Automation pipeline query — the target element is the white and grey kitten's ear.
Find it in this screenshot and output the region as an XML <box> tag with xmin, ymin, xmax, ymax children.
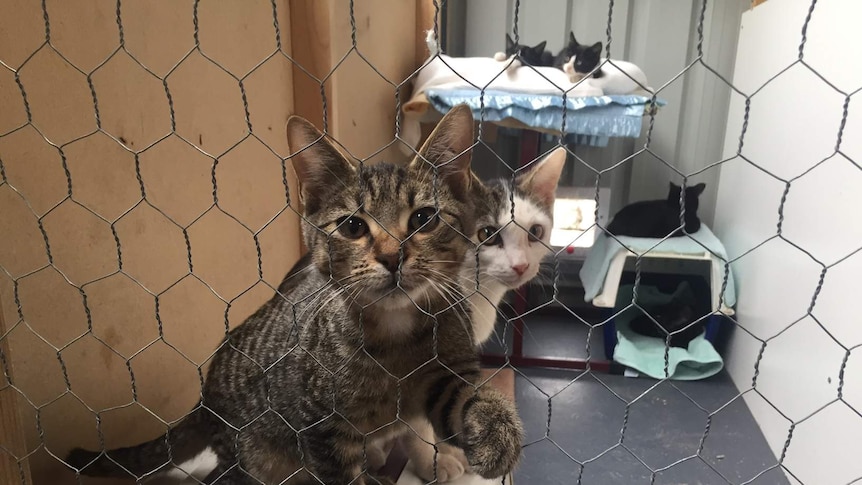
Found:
<box><xmin>516</xmin><ymin>147</ymin><xmax>566</xmax><ymax>209</ymax></box>
<box><xmin>411</xmin><ymin>104</ymin><xmax>475</xmax><ymax>199</ymax></box>
<box><xmin>286</xmin><ymin>116</ymin><xmax>357</xmax><ymax>202</ymax></box>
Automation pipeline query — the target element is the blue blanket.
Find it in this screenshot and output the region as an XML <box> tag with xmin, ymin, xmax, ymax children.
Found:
<box><xmin>425</xmin><ymin>88</ymin><xmax>665</xmax><ymax>143</ymax></box>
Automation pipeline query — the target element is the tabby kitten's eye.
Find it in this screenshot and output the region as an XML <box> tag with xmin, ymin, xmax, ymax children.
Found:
<box><xmin>528</xmin><ymin>224</ymin><xmax>544</xmax><ymax>242</ymax></box>
<box><xmin>336</xmin><ymin>216</ymin><xmax>368</xmax><ymax>239</ymax></box>
<box><xmin>478</xmin><ymin>226</ymin><xmax>502</xmax><ymax>246</ymax></box>
<box><xmin>409</xmin><ymin>207</ymin><xmax>439</xmax><ymax>233</ymax></box>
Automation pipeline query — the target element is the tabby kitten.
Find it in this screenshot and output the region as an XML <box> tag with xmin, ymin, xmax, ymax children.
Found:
<box><xmin>65</xmin><ymin>105</ymin><xmax>523</xmax><ymax>485</ymax></box>
<box><xmin>401</xmin><ymin>147</ymin><xmax>567</xmax><ymax>482</ymax></box>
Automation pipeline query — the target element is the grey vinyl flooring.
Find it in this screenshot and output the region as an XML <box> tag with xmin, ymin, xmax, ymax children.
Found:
<box><xmin>481</xmin><ymin>309</ymin><xmax>788</xmax><ymax>485</ymax></box>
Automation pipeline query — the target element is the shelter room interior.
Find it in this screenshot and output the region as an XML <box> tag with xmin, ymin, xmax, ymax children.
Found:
<box><xmin>1</xmin><ymin>0</ymin><xmax>861</xmax><ymax>484</ymax></box>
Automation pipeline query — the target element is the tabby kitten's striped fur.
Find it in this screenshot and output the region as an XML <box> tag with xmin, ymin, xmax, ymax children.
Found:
<box><xmin>65</xmin><ymin>105</ymin><xmax>523</xmax><ymax>485</ymax></box>
<box><xmin>401</xmin><ymin>147</ymin><xmax>567</xmax><ymax>482</ymax></box>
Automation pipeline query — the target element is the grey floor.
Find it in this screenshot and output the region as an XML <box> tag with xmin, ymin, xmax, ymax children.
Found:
<box><xmin>481</xmin><ymin>307</ymin><xmax>789</xmax><ymax>485</ymax></box>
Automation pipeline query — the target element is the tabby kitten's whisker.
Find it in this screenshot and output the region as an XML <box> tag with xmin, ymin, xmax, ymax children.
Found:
<box><xmin>297</xmin><ymin>279</ymin><xmax>362</xmax><ymax>322</ymax></box>
<box><xmin>425</xmin><ymin>269</ymin><xmax>488</xmax><ymax>304</ymax></box>
<box><xmin>427</xmin><ymin>280</ymin><xmax>473</xmax><ymax>339</ymax></box>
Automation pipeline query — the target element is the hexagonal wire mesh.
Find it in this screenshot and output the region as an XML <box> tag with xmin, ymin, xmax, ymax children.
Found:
<box><xmin>0</xmin><ymin>0</ymin><xmax>859</xmax><ymax>483</ymax></box>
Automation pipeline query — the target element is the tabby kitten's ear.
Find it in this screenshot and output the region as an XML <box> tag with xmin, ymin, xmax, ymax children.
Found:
<box><xmin>411</xmin><ymin>104</ymin><xmax>475</xmax><ymax>199</ymax></box>
<box><xmin>516</xmin><ymin>147</ymin><xmax>566</xmax><ymax>209</ymax></box>
<box><xmin>287</xmin><ymin>116</ymin><xmax>357</xmax><ymax>211</ymax></box>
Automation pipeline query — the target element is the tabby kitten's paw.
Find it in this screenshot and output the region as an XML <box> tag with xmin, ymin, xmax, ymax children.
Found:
<box><xmin>461</xmin><ymin>390</ymin><xmax>523</xmax><ymax>478</ymax></box>
<box><xmin>415</xmin><ymin>452</ymin><xmax>466</xmax><ymax>483</ymax></box>
<box><xmin>366</xmin><ymin>439</ymin><xmax>392</xmax><ymax>471</ymax></box>
<box><xmin>445</xmin><ymin>444</ymin><xmax>471</xmax><ymax>475</ymax></box>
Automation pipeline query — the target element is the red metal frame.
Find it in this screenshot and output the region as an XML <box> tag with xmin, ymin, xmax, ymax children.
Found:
<box><xmin>479</xmin><ymin>129</ymin><xmax>612</xmax><ymax>373</ymax></box>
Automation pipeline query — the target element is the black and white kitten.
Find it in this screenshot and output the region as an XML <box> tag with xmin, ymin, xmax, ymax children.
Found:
<box><xmin>553</xmin><ymin>32</ymin><xmax>601</xmax><ymax>73</ymax></box>
<box><xmin>555</xmin><ymin>31</ymin><xmax>650</xmax><ymax>95</ymax></box>
<box><xmin>606</xmin><ymin>182</ymin><xmax>706</xmax><ymax>238</ymax></box>
<box><xmin>494</xmin><ymin>33</ymin><xmax>554</xmax><ymax>67</ymax></box>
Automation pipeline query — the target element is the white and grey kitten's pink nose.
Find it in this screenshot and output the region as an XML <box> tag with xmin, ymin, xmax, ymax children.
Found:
<box><xmin>512</xmin><ymin>263</ymin><xmax>530</xmax><ymax>276</ymax></box>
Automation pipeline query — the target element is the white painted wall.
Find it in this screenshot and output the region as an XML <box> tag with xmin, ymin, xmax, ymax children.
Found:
<box><xmin>714</xmin><ymin>1</ymin><xmax>862</xmax><ymax>483</ymax></box>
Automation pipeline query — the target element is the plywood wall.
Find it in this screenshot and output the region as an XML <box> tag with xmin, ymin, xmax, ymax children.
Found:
<box><xmin>0</xmin><ymin>1</ymin><xmax>424</xmax><ymax>483</ymax></box>
<box><xmin>0</xmin><ymin>1</ymin><xmax>302</xmax><ymax>483</ymax></box>
<box><xmin>290</xmin><ymin>0</ymin><xmax>419</xmax><ymax>164</ymax></box>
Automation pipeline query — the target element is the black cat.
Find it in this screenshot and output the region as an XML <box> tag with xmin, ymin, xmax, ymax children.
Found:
<box><xmin>628</xmin><ymin>281</ymin><xmax>704</xmax><ymax>348</ymax></box>
<box><xmin>607</xmin><ymin>182</ymin><xmax>706</xmax><ymax>238</ymax></box>
<box><xmin>505</xmin><ymin>33</ymin><xmax>554</xmax><ymax>67</ymax></box>
<box><xmin>554</xmin><ymin>31</ymin><xmax>603</xmax><ymax>75</ymax></box>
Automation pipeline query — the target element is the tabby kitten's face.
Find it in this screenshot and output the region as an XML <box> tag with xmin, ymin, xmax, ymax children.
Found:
<box><xmin>471</xmin><ymin>149</ymin><xmax>566</xmax><ymax>289</ymax></box>
<box><xmin>287</xmin><ymin>106</ymin><xmax>477</xmax><ymax>309</ymax></box>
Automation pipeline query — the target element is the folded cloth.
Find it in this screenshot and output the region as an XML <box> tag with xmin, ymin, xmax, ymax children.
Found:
<box><xmin>612</xmin><ymin>284</ymin><xmax>724</xmax><ymax>381</ymax></box>
<box><xmin>580</xmin><ymin>225</ymin><xmax>736</xmax><ymax>308</ymax></box>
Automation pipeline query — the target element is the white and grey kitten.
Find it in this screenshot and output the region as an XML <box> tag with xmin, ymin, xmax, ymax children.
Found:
<box><xmin>465</xmin><ymin>147</ymin><xmax>567</xmax><ymax>344</ymax></box>
<box><xmin>402</xmin><ymin>147</ymin><xmax>567</xmax><ymax>482</ymax></box>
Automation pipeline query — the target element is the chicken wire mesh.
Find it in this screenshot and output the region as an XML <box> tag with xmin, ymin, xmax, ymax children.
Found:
<box><xmin>0</xmin><ymin>0</ymin><xmax>860</xmax><ymax>484</ymax></box>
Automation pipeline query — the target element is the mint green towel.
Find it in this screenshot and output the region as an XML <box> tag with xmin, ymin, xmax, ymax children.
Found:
<box><xmin>612</xmin><ymin>285</ymin><xmax>723</xmax><ymax>380</ymax></box>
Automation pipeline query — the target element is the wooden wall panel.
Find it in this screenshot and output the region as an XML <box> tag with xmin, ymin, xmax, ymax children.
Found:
<box><xmin>0</xmin><ymin>298</ymin><xmax>32</xmax><ymax>485</ymax></box>
<box><xmin>0</xmin><ymin>1</ymin><xmax>301</xmax><ymax>483</ymax></box>
<box><xmin>289</xmin><ymin>0</ymin><xmax>332</xmax><ymax>132</ymax></box>
<box><xmin>1</xmin><ymin>0</ymin><xmax>421</xmax><ymax>482</ymax></box>
<box><xmin>291</xmin><ymin>0</ymin><xmax>416</xmax><ymax>163</ymax></box>
<box><xmin>329</xmin><ymin>0</ymin><xmax>416</xmax><ymax>163</ymax></box>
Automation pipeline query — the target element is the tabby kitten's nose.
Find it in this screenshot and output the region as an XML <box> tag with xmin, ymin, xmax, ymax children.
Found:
<box><xmin>512</xmin><ymin>263</ymin><xmax>529</xmax><ymax>276</ymax></box>
<box><xmin>376</xmin><ymin>253</ymin><xmax>401</xmax><ymax>273</ymax></box>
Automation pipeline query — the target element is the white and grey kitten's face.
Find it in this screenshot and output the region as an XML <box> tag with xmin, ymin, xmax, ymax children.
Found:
<box><xmin>475</xmin><ymin>192</ymin><xmax>552</xmax><ymax>288</ymax></box>
<box><xmin>470</xmin><ymin>148</ymin><xmax>567</xmax><ymax>289</ymax></box>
